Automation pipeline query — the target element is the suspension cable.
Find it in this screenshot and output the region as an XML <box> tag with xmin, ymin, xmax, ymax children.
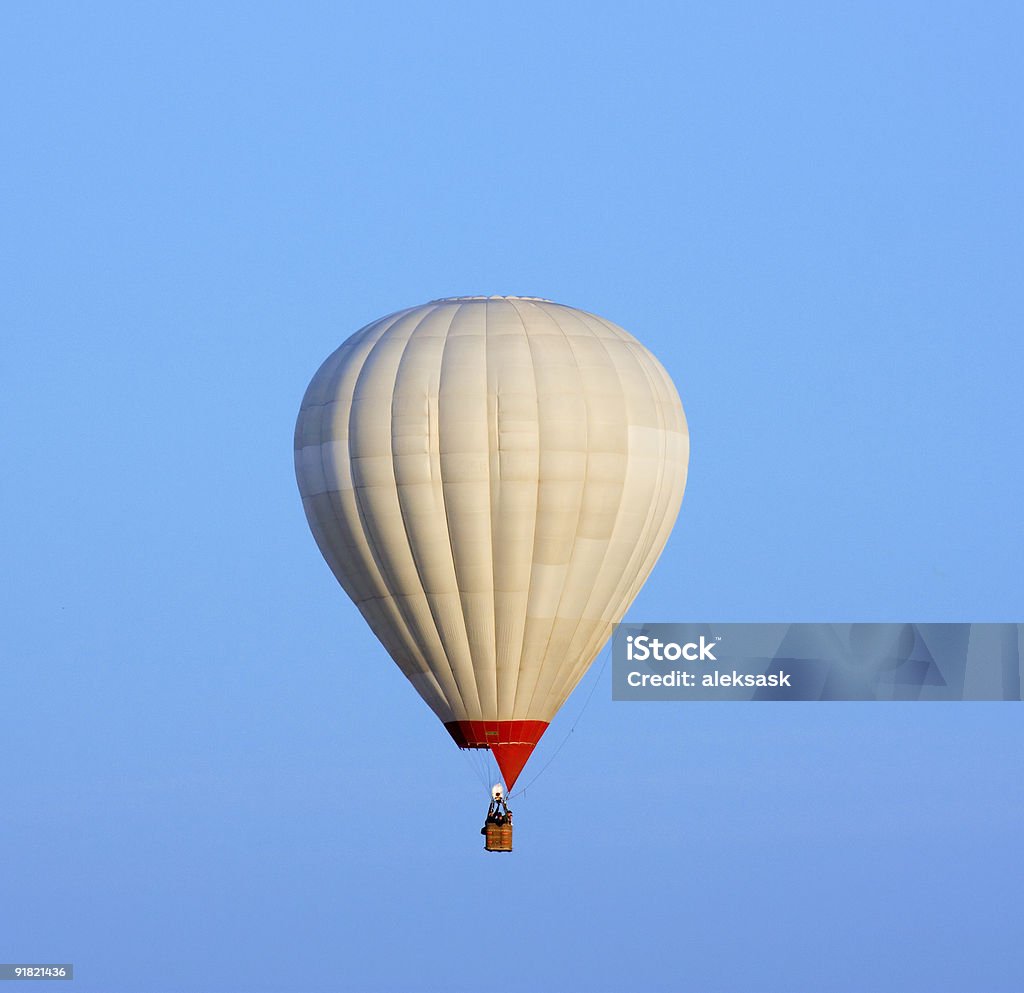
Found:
<box><xmin>508</xmin><ymin>643</ymin><xmax>611</xmax><ymax>799</ymax></box>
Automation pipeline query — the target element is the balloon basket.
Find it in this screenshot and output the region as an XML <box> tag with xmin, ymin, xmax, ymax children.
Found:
<box><xmin>484</xmin><ymin>823</ymin><xmax>513</xmax><ymax>853</ymax></box>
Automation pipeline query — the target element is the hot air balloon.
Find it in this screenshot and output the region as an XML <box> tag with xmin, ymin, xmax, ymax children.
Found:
<box><xmin>294</xmin><ymin>296</ymin><xmax>688</xmax><ymax>808</ymax></box>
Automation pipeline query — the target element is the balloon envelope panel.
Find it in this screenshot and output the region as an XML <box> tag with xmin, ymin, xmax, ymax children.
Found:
<box><xmin>295</xmin><ymin>296</ymin><xmax>688</xmax><ymax>785</ymax></box>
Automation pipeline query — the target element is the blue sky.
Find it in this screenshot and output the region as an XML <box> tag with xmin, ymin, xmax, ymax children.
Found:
<box><xmin>2</xmin><ymin>3</ymin><xmax>1021</xmax><ymax>992</ymax></box>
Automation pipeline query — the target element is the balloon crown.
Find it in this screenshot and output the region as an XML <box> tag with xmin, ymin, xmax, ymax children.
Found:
<box><xmin>428</xmin><ymin>295</ymin><xmax>555</xmax><ymax>303</ymax></box>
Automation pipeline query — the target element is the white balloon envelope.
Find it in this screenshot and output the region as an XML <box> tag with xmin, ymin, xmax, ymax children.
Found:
<box><xmin>294</xmin><ymin>296</ymin><xmax>688</xmax><ymax>787</ymax></box>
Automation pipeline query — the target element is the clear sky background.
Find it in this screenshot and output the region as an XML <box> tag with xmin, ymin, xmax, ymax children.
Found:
<box><xmin>2</xmin><ymin>3</ymin><xmax>1021</xmax><ymax>992</ymax></box>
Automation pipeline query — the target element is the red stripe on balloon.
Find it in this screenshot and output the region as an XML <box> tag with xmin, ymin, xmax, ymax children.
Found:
<box><xmin>444</xmin><ymin>720</ymin><xmax>549</xmax><ymax>790</ymax></box>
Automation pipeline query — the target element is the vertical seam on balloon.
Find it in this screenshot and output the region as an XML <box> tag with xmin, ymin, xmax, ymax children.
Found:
<box><xmin>498</xmin><ymin>298</ymin><xmax>541</xmax><ymax>723</ymax></box>
<box><xmin>593</xmin><ymin>316</ymin><xmax>683</xmax><ymax>591</ymax></box>
<box><xmin>557</xmin><ymin>321</ymin><xmax>684</xmax><ymax>700</ymax></box>
<box><xmin>481</xmin><ymin>299</ymin><xmax>499</xmax><ymax>720</ymax></box>
<box><xmin>516</xmin><ymin>300</ymin><xmax>595</xmax><ymax>724</ymax></box>
<box><xmin>317</xmin><ymin>311</ymin><xmax>411</xmax><ymax>609</ymax></box>
<box><xmin>551</xmin><ymin>321</ymin><xmax>672</xmax><ymax>702</ymax></box>
<box><xmin>531</xmin><ymin>304</ymin><xmax>635</xmax><ymax>717</ymax></box>
<box><xmin>435</xmin><ymin>302</ymin><xmax>486</xmax><ymax>720</ymax></box>
<box><xmin>549</xmin><ymin>314</ymin><xmax>682</xmax><ymax>704</ymax></box>
<box><xmin>333</xmin><ymin>315</ymin><xmax>424</xmax><ymax>615</ymax></box>
<box><xmin>389</xmin><ymin>302</ymin><xmax>474</xmax><ymax>721</ymax></box>
<box><xmin>304</xmin><ymin>310</ymin><xmax>453</xmax><ymax>717</ymax></box>
<box><xmin>345</xmin><ymin>306</ymin><xmax>467</xmax><ymax>717</ymax></box>
<box><xmin>542</xmin><ymin>313</ymin><xmax>642</xmax><ymax>706</ymax></box>
<box><xmin>308</xmin><ymin>310</ymin><xmax>407</xmax><ymax>604</ymax></box>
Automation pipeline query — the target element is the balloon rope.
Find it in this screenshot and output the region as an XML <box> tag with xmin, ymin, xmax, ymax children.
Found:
<box><xmin>461</xmin><ymin>746</ymin><xmax>490</xmax><ymax>792</ymax></box>
<box><xmin>465</xmin><ymin>746</ymin><xmax>502</xmax><ymax>796</ymax></box>
<box><xmin>507</xmin><ymin>643</ymin><xmax>611</xmax><ymax>800</ymax></box>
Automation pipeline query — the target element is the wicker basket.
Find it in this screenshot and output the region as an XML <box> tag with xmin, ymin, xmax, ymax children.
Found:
<box><xmin>484</xmin><ymin>822</ymin><xmax>513</xmax><ymax>852</ymax></box>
